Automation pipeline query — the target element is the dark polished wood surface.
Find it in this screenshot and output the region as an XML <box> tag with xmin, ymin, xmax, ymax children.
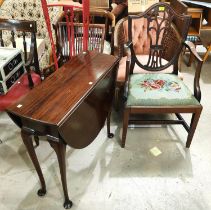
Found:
<box><xmin>8</xmin><ymin>51</ymin><xmax>118</xmax><ymax>148</ymax></box>
<box><xmin>6</xmin><ymin>51</ymin><xmax>119</xmax><ymax>208</ymax></box>
<box><xmin>8</xmin><ymin>51</ymin><xmax>117</xmax><ymax>125</ymax></box>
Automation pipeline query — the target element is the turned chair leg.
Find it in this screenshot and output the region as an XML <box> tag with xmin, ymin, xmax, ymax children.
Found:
<box><xmin>121</xmin><ymin>109</ymin><xmax>129</xmax><ymax>148</ymax></box>
<box><xmin>186</xmin><ymin>110</ymin><xmax>202</xmax><ymax>148</ymax></box>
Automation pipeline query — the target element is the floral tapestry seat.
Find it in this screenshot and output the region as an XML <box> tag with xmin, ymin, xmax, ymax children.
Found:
<box><xmin>127</xmin><ymin>74</ymin><xmax>199</xmax><ymax>107</ymax></box>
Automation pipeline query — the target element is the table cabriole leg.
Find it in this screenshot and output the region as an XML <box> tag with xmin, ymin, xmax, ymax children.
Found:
<box><xmin>47</xmin><ymin>139</ymin><xmax>72</xmax><ymax>209</ymax></box>
<box><xmin>21</xmin><ymin>129</ymin><xmax>46</xmax><ymax>196</ymax></box>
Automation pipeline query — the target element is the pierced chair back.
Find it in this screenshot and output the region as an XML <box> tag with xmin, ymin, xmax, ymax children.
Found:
<box><xmin>121</xmin><ymin>3</ymin><xmax>203</xmax><ymax>149</ymax></box>
<box><xmin>126</xmin><ymin>3</ymin><xmax>190</xmax><ymax>76</ymax></box>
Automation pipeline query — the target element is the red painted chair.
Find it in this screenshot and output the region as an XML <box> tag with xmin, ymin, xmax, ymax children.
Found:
<box><xmin>41</xmin><ymin>0</ymin><xmax>90</xmax><ymax>70</ymax></box>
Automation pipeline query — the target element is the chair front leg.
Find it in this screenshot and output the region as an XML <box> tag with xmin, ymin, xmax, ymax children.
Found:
<box><xmin>121</xmin><ymin>108</ymin><xmax>130</xmax><ymax>148</ymax></box>
<box><xmin>186</xmin><ymin>109</ymin><xmax>202</xmax><ymax>148</ymax></box>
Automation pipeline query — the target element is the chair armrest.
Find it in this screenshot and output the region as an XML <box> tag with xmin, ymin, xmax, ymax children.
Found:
<box><xmin>120</xmin><ymin>41</ymin><xmax>132</xmax><ymax>59</ymax></box>
<box><xmin>184</xmin><ymin>40</ymin><xmax>203</xmax><ymax>102</ymax></box>
<box><xmin>184</xmin><ymin>41</ymin><xmax>203</xmax><ymax>63</ymax></box>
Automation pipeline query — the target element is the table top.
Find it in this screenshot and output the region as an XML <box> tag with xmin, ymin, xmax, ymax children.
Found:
<box><xmin>7</xmin><ymin>51</ymin><xmax>118</xmax><ymax>126</ymax></box>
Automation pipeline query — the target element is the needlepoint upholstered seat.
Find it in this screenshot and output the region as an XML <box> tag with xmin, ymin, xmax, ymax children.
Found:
<box><xmin>127</xmin><ymin>74</ymin><xmax>199</xmax><ymax>106</ymax></box>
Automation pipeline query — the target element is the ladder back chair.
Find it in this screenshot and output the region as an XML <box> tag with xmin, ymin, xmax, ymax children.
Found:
<box><xmin>121</xmin><ymin>2</ymin><xmax>203</xmax><ymax>148</ymax></box>
<box><xmin>0</xmin><ymin>19</ymin><xmax>41</xmax><ymax>88</ymax></box>
<box><xmin>0</xmin><ymin>19</ymin><xmax>43</xmax><ymax>112</ymax></box>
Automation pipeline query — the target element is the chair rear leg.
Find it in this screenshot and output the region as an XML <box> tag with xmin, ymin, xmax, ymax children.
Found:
<box><xmin>121</xmin><ymin>108</ymin><xmax>129</xmax><ymax>148</ymax></box>
<box><xmin>34</xmin><ymin>135</ymin><xmax>39</xmax><ymax>147</ymax></box>
<box><xmin>114</xmin><ymin>86</ymin><xmax>120</xmax><ymax>111</ymax></box>
<box><xmin>186</xmin><ymin>109</ymin><xmax>202</xmax><ymax>148</ymax></box>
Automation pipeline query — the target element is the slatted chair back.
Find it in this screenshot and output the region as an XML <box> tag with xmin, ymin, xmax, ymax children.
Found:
<box><xmin>0</xmin><ymin>18</ymin><xmax>41</xmax><ymax>111</ymax></box>
<box><xmin>0</xmin><ymin>19</ymin><xmax>40</xmax><ymax>75</ymax></box>
<box><xmin>55</xmin><ymin>22</ymin><xmax>105</xmax><ymax>65</ymax></box>
<box><xmin>73</xmin><ymin>8</ymin><xmax>115</xmax><ymax>40</ymax></box>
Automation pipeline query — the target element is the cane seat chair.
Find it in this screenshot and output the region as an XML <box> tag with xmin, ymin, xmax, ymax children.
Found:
<box><xmin>121</xmin><ymin>2</ymin><xmax>203</xmax><ymax>148</ymax></box>
<box><xmin>170</xmin><ymin>0</ymin><xmax>187</xmax><ymax>15</ymax></box>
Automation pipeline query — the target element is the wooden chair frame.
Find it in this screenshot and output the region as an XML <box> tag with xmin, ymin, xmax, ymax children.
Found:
<box><xmin>56</xmin><ymin>8</ymin><xmax>115</xmax><ymax>53</ymax></box>
<box><xmin>43</xmin><ymin>8</ymin><xmax>115</xmax><ymax>77</ymax></box>
<box><xmin>121</xmin><ymin>3</ymin><xmax>203</xmax><ymax>148</ymax></box>
<box><xmin>114</xmin><ymin>0</ymin><xmax>189</xmax><ymax>110</ymax></box>
<box><xmin>0</xmin><ymin>19</ymin><xmax>41</xmax><ymax>88</ymax></box>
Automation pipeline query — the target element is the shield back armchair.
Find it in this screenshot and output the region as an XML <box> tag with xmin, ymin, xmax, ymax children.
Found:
<box><xmin>121</xmin><ymin>2</ymin><xmax>203</xmax><ymax>148</ymax></box>
<box><xmin>114</xmin><ymin>0</ymin><xmax>188</xmax><ymax>109</ymax></box>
